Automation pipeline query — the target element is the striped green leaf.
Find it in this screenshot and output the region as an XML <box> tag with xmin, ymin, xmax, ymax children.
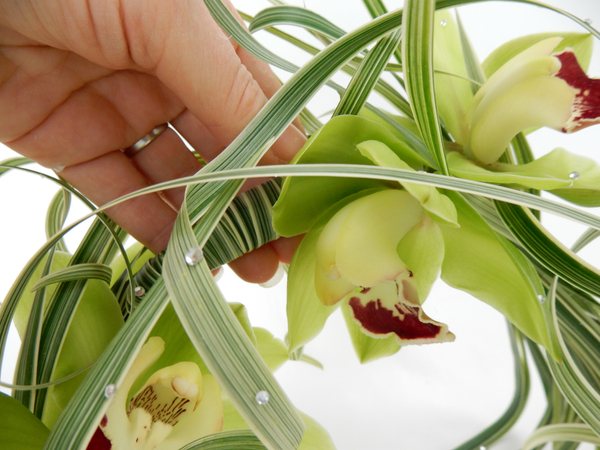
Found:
<box><xmin>163</xmin><ymin>199</ymin><xmax>304</xmax><ymax>450</ymax></box>
<box><xmin>495</xmin><ymin>201</ymin><xmax>600</xmax><ymax>298</ymax></box>
<box><xmin>31</xmin><ymin>264</ymin><xmax>113</xmax><ymax>291</ymax></box>
<box><xmin>402</xmin><ymin>0</ymin><xmax>449</xmax><ymax>175</ymax></box>
<box><xmin>522</xmin><ymin>424</ymin><xmax>600</xmax><ymax>450</ymax></box>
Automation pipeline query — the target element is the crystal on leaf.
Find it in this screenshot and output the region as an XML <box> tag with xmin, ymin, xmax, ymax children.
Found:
<box><xmin>134</xmin><ymin>286</ymin><xmax>145</xmax><ymax>297</ymax></box>
<box><xmin>104</xmin><ymin>384</ymin><xmax>117</xmax><ymax>399</ymax></box>
<box><xmin>255</xmin><ymin>390</ymin><xmax>270</xmax><ymax>405</ymax></box>
<box><xmin>185</xmin><ymin>247</ymin><xmax>204</xmax><ymax>266</ymax></box>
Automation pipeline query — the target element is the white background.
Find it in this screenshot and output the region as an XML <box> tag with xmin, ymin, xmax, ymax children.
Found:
<box><xmin>2</xmin><ymin>0</ymin><xmax>600</xmax><ymax>449</ymax></box>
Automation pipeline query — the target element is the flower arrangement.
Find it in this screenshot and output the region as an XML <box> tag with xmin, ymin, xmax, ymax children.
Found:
<box><xmin>2</xmin><ymin>0</ymin><xmax>600</xmax><ymax>449</ymax></box>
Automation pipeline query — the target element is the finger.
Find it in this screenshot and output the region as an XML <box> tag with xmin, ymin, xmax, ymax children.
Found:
<box><xmin>269</xmin><ymin>234</ymin><xmax>305</xmax><ymax>264</ymax></box>
<box><xmin>59</xmin><ymin>151</ymin><xmax>178</xmax><ymax>253</ymax></box>
<box><xmin>6</xmin><ymin>69</ymin><xmax>183</xmax><ymax>169</ymax></box>
<box><xmin>227</xmin><ymin>242</ymin><xmax>280</xmax><ymax>284</ymax></box>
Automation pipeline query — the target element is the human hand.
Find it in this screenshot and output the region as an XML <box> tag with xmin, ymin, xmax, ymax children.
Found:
<box><xmin>0</xmin><ymin>0</ymin><xmax>306</xmax><ymax>283</ymax></box>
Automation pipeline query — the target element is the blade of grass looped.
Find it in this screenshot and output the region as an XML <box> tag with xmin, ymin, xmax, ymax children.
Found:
<box><xmin>46</xmin><ymin>189</ymin><xmax>71</xmax><ymax>253</ymax></box>
<box><xmin>249</xmin><ymin>6</ymin><xmax>345</xmax><ymax>39</ymax></box>
<box><xmin>522</xmin><ymin>424</ymin><xmax>600</xmax><ymax>450</ymax></box>
<box><xmin>402</xmin><ymin>0</ymin><xmax>449</xmax><ymax>175</ymax></box>
<box><xmin>13</xmin><ymin>247</ymin><xmax>56</xmax><ymax>411</ymax></box>
<box><xmin>163</xmin><ymin>198</ymin><xmax>304</xmax><ymax>450</ymax></box>
<box><xmin>42</xmin><ymin>279</ymin><xmax>170</xmax><ymax>450</ymax></box>
<box><xmin>546</xmin><ymin>275</ymin><xmax>600</xmax><ymax>435</ymax></box>
<box><xmin>180</xmin><ymin>430</ymin><xmax>267</xmax><ymax>450</ymax></box>
<box><xmin>94</xmin><ymin>164</ymin><xmax>600</xmax><ymax>234</ymax></box>
<box><xmin>333</xmin><ymin>29</ymin><xmax>402</xmax><ymax>117</ymax></box>
<box><xmin>495</xmin><ymin>201</ymin><xmax>600</xmax><ymax>298</ymax></box>
<box><xmin>0</xmin><ymin>156</ymin><xmax>32</xmax><ymax>177</ymax></box>
<box><xmin>34</xmin><ymin>218</ymin><xmax>119</xmax><ymax>418</ymax></box>
<box><xmin>31</xmin><ymin>263</ymin><xmax>113</xmax><ymax>291</ymax></box>
<box><xmin>453</xmin><ymin>323</ymin><xmax>530</xmax><ymax>449</ymax></box>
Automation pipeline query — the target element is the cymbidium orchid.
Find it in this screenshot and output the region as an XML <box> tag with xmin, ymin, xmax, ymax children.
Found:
<box><xmin>87</xmin><ymin>337</ymin><xmax>223</xmax><ymax>450</ymax></box>
<box><xmin>274</xmin><ymin>115</ymin><xmax>560</xmax><ymax>362</ymax></box>
<box><xmin>434</xmin><ymin>12</ymin><xmax>600</xmax><ymax>205</ymax></box>
<box><xmin>463</xmin><ymin>37</ymin><xmax>600</xmax><ymax>165</ymax></box>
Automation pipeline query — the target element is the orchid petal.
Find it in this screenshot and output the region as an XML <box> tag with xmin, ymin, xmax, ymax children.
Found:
<box><xmin>468</xmin><ymin>75</ymin><xmax>574</xmax><ymax>164</ymax></box>
<box><xmin>467</xmin><ymin>37</ymin><xmax>563</xmax><ymax>127</ymax></box>
<box><xmin>346</xmin><ymin>276</ymin><xmax>455</xmax><ymax>346</ymax></box>
<box><xmin>397</xmin><ymin>214</ymin><xmax>445</xmax><ymax>302</ymax></box>
<box><xmin>482</xmin><ymin>32</ymin><xmax>593</xmax><ymax>78</ymax></box>
<box><xmin>447</xmin><ymin>151</ymin><xmax>572</xmax><ymax>190</ymax></box>
<box><xmin>0</xmin><ymin>392</ymin><xmax>49</xmax><ymax>450</ymax></box>
<box><xmin>273</xmin><ymin>115</ymin><xmax>426</xmax><ymax>237</ymax></box>
<box><xmin>356</xmin><ymin>140</ymin><xmax>459</xmax><ymax>227</ymax></box>
<box><xmin>440</xmin><ymin>191</ymin><xmax>559</xmax><ymax>358</ymax></box>
<box><xmin>341</xmin><ymin>300</ymin><xmax>401</xmax><ymax>363</ymax></box>
<box><xmin>433</xmin><ymin>10</ymin><xmax>474</xmax><ymax>145</ymax></box>
<box><xmin>334</xmin><ymin>189</ymin><xmax>422</xmax><ymax>288</ymax></box>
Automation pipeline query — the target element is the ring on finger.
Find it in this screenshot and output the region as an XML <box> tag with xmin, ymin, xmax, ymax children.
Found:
<box><xmin>122</xmin><ymin>124</ymin><xmax>169</xmax><ymax>157</ymax></box>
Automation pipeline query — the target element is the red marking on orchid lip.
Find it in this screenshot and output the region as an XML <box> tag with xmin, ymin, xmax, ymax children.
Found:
<box><xmin>554</xmin><ymin>50</ymin><xmax>600</xmax><ymax>132</ymax></box>
<box><xmin>348</xmin><ymin>297</ymin><xmax>441</xmax><ymax>341</ymax></box>
<box><xmin>100</xmin><ymin>415</ymin><xmax>108</xmax><ymax>428</ymax></box>
<box><xmin>408</xmin><ymin>270</ymin><xmax>414</xmax><ymax>278</ymax></box>
<box><xmin>86</xmin><ymin>427</ymin><xmax>111</xmax><ymax>450</ymax></box>
<box><xmin>360</xmin><ymin>287</ymin><xmax>371</xmax><ymax>294</ymax></box>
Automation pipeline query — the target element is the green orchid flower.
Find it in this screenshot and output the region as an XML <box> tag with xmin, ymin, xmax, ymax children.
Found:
<box><xmin>464</xmin><ymin>37</ymin><xmax>600</xmax><ymax>165</ymax></box>
<box><xmin>274</xmin><ymin>115</ymin><xmax>560</xmax><ymax>361</ymax></box>
<box><xmin>434</xmin><ymin>12</ymin><xmax>600</xmax><ymax>207</ymax></box>
<box><xmin>87</xmin><ymin>337</ymin><xmax>223</xmax><ymax>450</ymax></box>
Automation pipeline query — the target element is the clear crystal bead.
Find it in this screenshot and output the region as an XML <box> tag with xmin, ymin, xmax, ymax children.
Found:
<box><xmin>569</xmin><ymin>171</ymin><xmax>580</xmax><ymax>180</ymax></box>
<box><xmin>255</xmin><ymin>390</ymin><xmax>270</xmax><ymax>405</ymax></box>
<box><xmin>537</xmin><ymin>294</ymin><xmax>546</xmax><ymax>304</ymax></box>
<box><xmin>185</xmin><ymin>247</ymin><xmax>204</xmax><ymax>266</ymax></box>
<box><xmin>134</xmin><ymin>286</ymin><xmax>146</xmax><ymax>297</ymax></box>
<box><xmin>440</xmin><ymin>20</ymin><xmax>447</xmax><ymax>26</ymax></box>
<box><xmin>104</xmin><ymin>384</ymin><xmax>117</xmax><ymax>399</ymax></box>
<box><xmin>584</xmin><ymin>18</ymin><xmax>593</xmax><ymax>25</ymax></box>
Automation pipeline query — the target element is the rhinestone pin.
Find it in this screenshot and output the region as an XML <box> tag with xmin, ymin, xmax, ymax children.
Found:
<box><xmin>134</xmin><ymin>286</ymin><xmax>146</xmax><ymax>297</ymax></box>
<box><xmin>185</xmin><ymin>247</ymin><xmax>204</xmax><ymax>266</ymax></box>
<box><xmin>569</xmin><ymin>171</ymin><xmax>580</xmax><ymax>180</ymax></box>
<box><xmin>104</xmin><ymin>384</ymin><xmax>117</xmax><ymax>399</ymax></box>
<box><xmin>255</xmin><ymin>390</ymin><xmax>270</xmax><ymax>405</ymax></box>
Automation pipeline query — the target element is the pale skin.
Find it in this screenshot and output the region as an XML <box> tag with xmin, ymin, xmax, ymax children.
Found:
<box><xmin>0</xmin><ymin>0</ymin><xmax>306</xmax><ymax>283</ymax></box>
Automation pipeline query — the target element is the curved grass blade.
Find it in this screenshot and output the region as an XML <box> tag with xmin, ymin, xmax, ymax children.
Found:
<box><xmin>546</xmin><ymin>277</ymin><xmax>600</xmax><ymax>436</ymax></box>
<box><xmin>522</xmin><ymin>424</ymin><xmax>600</xmax><ymax>450</ymax></box>
<box><xmin>495</xmin><ymin>201</ymin><xmax>600</xmax><ymax>298</ymax></box>
<box><xmin>12</xmin><ymin>248</ymin><xmax>56</xmax><ymax>412</ymax></box>
<box><xmin>453</xmin><ymin>323</ymin><xmax>530</xmax><ymax>449</ymax></box>
<box><xmin>180</xmin><ymin>430</ymin><xmax>266</xmax><ymax>450</ymax></box>
<box><xmin>94</xmin><ymin>164</ymin><xmax>600</xmax><ymax>236</ymax></box>
<box><xmin>249</xmin><ymin>6</ymin><xmax>345</xmax><ymax>39</ymax></box>
<box><xmin>403</xmin><ymin>0</ymin><xmax>449</xmax><ymax>175</ymax></box>
<box><xmin>45</xmin><ymin>189</ymin><xmax>71</xmax><ymax>253</ymax></box>
<box><xmin>333</xmin><ymin>29</ymin><xmax>402</xmax><ymax>117</ymax></box>
<box><xmin>0</xmin><ymin>156</ymin><xmax>32</xmax><ymax>177</ymax></box>
<box><xmin>163</xmin><ymin>199</ymin><xmax>304</xmax><ymax>450</ymax></box>
<box><xmin>30</xmin><ymin>263</ymin><xmax>113</xmax><ymax>291</ymax></box>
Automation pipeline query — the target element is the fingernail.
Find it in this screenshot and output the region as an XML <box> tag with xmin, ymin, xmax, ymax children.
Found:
<box><xmin>259</xmin><ymin>263</ymin><xmax>286</xmax><ymax>288</ymax></box>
